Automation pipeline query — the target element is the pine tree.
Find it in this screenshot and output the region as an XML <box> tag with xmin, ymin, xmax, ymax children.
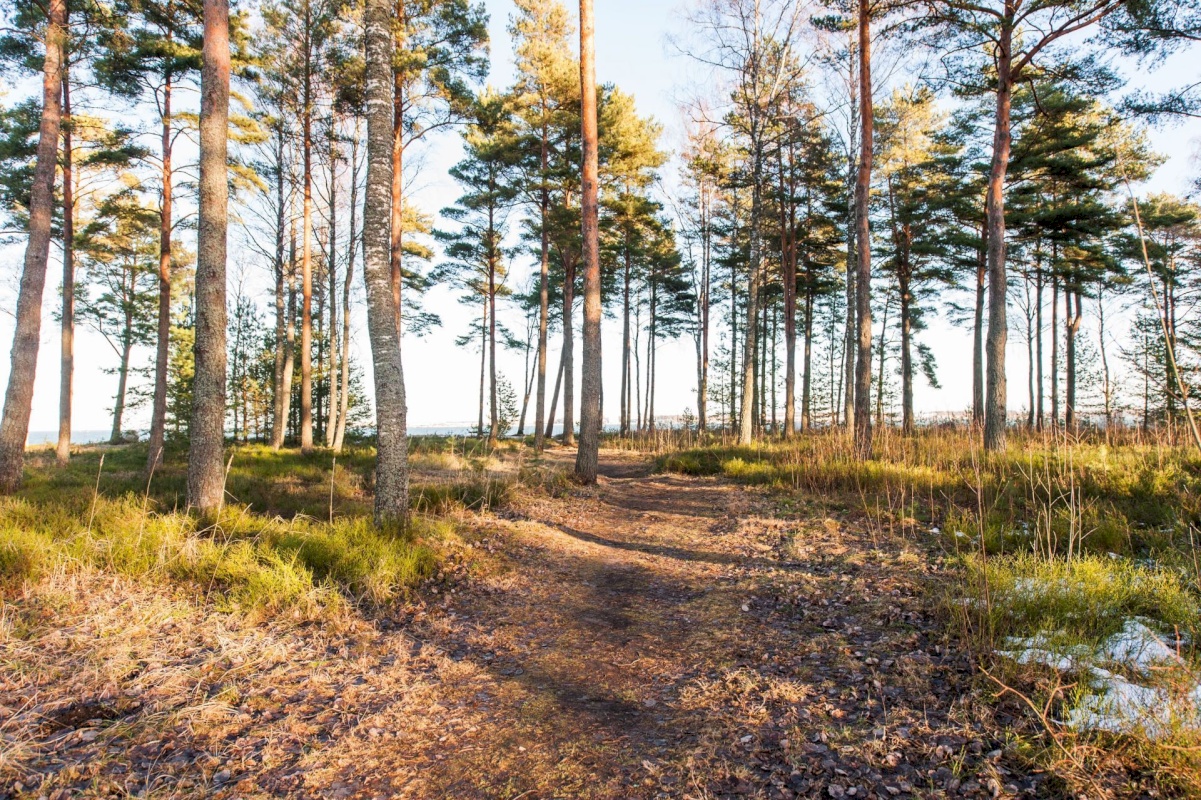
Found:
<box><xmin>434</xmin><ymin>88</ymin><xmax>522</xmax><ymax>446</ymax></box>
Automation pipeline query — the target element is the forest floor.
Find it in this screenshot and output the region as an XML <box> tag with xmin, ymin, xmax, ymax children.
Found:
<box><xmin>4</xmin><ymin>448</ymin><xmax>1054</xmax><ymax>799</ymax></box>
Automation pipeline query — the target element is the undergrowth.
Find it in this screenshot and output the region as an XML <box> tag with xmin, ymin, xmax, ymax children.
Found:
<box><xmin>1</xmin><ymin>439</ymin><xmax>526</xmax><ymax>616</ymax></box>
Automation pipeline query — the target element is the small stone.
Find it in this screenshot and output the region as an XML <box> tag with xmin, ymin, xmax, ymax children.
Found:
<box><xmin>827</xmin><ymin>785</ymin><xmax>846</xmax><ymax>799</ymax></box>
<box><xmin>79</xmin><ymin>729</ymin><xmax>98</xmax><ymax>743</ymax></box>
<box><xmin>213</xmin><ymin>770</ymin><xmax>232</xmax><ymax>784</ymax></box>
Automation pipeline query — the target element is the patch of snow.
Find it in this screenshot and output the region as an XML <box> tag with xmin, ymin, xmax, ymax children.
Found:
<box><xmin>1099</xmin><ymin>619</ymin><xmax>1182</xmax><ymax>669</ymax></box>
<box><xmin>997</xmin><ymin>618</ymin><xmax>1199</xmax><ymax>740</ymax></box>
<box><xmin>1067</xmin><ymin>668</ymin><xmax>1201</xmax><ymax>740</ymax></box>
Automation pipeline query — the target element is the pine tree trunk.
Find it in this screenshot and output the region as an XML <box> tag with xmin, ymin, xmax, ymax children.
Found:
<box><xmin>391</xmin><ymin>6</ymin><xmax>406</xmax><ymax>335</ymax></box>
<box><xmin>972</xmin><ymin>226</ymin><xmax>985</xmax><ymax>424</ymax></box>
<box><xmin>698</xmin><ymin>188</ymin><xmax>710</xmax><ymax>432</ymax></box>
<box><xmin>876</xmin><ymin>293</ymin><xmax>889</xmax><ymax>427</ymax></box>
<box><xmin>270</xmin><ymin>123</ymin><xmax>287</xmax><ymax>449</ymax></box>
<box><xmin>901</xmin><ymin>268</ymin><xmax>913</xmax><ymax>434</ymax></box>
<box><xmin>534</xmin><ymin>117</ymin><xmax>550</xmax><ymax>451</ymax></box>
<box><xmin>326</xmin><ymin>123</ymin><xmax>339</xmax><ymax>448</ymax></box>
<box><xmin>1066</xmin><ymin>289</ymin><xmax>1082</xmax><ymax>432</ymax></box>
<box><xmin>1026</xmin><ymin>277</ymin><xmax>1035</xmax><ymax>429</ymax></box>
<box><xmin>802</xmin><ymin>289</ymin><xmax>813</xmax><ymax>431</ymax></box>
<box><xmin>782</xmin><ymin>169</ymin><xmax>796</xmax><ymax>439</ymax></box>
<box><xmin>738</xmin><ymin>142</ymin><xmax>761</xmax><ymax>445</ymax></box>
<box><xmin>300</xmin><ymin>35</ymin><xmax>315</xmax><ymax>453</ymax></box>
<box><xmin>562</xmin><ymin>254</ymin><xmax>575</xmax><ymax>445</ymax></box>
<box><xmin>517</xmin><ymin>338</ymin><xmax>534</xmax><ymax>436</ymax></box>
<box><xmin>488</xmin><ymin>205</ymin><xmax>500</xmax><ymax>446</ymax></box>
<box><xmin>983</xmin><ymin>20</ymin><xmax>1014</xmax><ymax>452</ymax></box>
<box><xmin>1035</xmin><ymin>265</ymin><xmax>1044</xmax><ymax>431</ymax></box>
<box><xmin>333</xmin><ymin>121</ymin><xmax>360</xmax><ymax>453</ymax></box>
<box><xmin>1051</xmin><ymin>275</ymin><xmax>1059</xmax><ymax>427</ymax></box>
<box><xmin>364</xmin><ymin>0</ymin><xmax>409</xmax><ymax>525</ymax></box>
<box><xmin>111</xmin><ymin>297</ymin><xmax>134</xmax><ymax>443</ymax></box>
<box><xmin>147</xmin><ymin>67</ymin><xmax>174</xmax><ymax>470</ymax></box>
<box><xmin>57</xmin><ymin>62</ymin><xmax>75</xmax><ymax>466</ymax></box>
<box><xmin>0</xmin><ymin>0</ymin><xmax>66</xmax><ymax>492</ymax></box>
<box><xmin>648</xmin><ymin>276</ymin><xmax>657</xmax><ymax>432</ymax></box>
<box><xmin>478</xmin><ymin>296</ymin><xmax>487</xmax><ymax>436</ymax></box>
<box><xmin>545</xmin><ymin>354</ymin><xmax>564</xmax><ymax>440</ymax></box>
<box><xmin>186</xmin><ymin>0</ymin><xmax>230</xmax><ymax>515</ymax></box>
<box><xmin>852</xmin><ymin>0</ymin><xmax>873</xmax><ymax>459</ymax></box>
<box><xmin>842</xmin><ymin>25</ymin><xmax>858</xmax><ymax>431</ymax></box>
<box><xmin>620</xmin><ymin>232</ymin><xmax>631</xmax><ymax>436</ymax></box>
<box><xmin>575</xmin><ymin>0</ymin><xmax>601</xmax><ymax>481</ymax></box>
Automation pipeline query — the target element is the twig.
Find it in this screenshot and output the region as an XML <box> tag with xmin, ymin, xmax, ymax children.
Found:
<box><xmin>329</xmin><ymin>456</ymin><xmax>337</xmax><ymax>524</ymax></box>
<box><xmin>86</xmin><ymin>454</ymin><xmax>105</xmax><ymax>534</ymax></box>
<box><xmin>981</xmin><ymin>666</ymin><xmax>1080</xmax><ymax>767</ymax></box>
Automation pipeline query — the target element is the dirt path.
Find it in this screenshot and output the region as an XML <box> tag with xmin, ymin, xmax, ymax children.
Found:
<box><xmin>278</xmin><ymin>450</ymin><xmax>1029</xmax><ymax>799</ymax></box>
<box><xmin>4</xmin><ymin>450</ymin><xmax>1034</xmax><ymax>800</ymax></box>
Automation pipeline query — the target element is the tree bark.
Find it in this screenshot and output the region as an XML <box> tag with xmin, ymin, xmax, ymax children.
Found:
<box><xmin>334</xmin><ymin>119</ymin><xmax>360</xmax><ymax>453</ymax></box>
<box><xmin>1035</xmin><ymin>259</ymin><xmax>1044</xmax><ymax>430</ymax></box>
<box><xmin>186</xmin><ymin>0</ymin><xmax>230</xmax><ymax>515</ymax></box>
<box><xmin>488</xmin><ymin>205</ymin><xmax>500</xmax><ymax>446</ymax></box>
<box><xmin>802</xmin><ymin>289</ymin><xmax>813</xmax><ymax>431</ymax></box>
<box><xmin>545</xmin><ymin>353</ymin><xmax>563</xmax><ymax>439</ymax></box>
<box><xmin>972</xmin><ymin>224</ymin><xmax>985</xmax><ymax>424</ymax></box>
<box><xmin>110</xmin><ymin>288</ymin><xmax>134</xmax><ymax>443</ymax></box>
<box><xmin>698</xmin><ymin>182</ymin><xmax>710</xmax><ymax>433</ymax></box>
<box><xmin>852</xmin><ymin>0</ymin><xmax>873</xmax><ymax>459</ymax></box>
<box><xmin>270</xmin><ymin>122</ymin><xmax>288</xmax><ymax>449</ymax></box>
<box><xmin>781</xmin><ymin>144</ymin><xmax>796</xmax><ymax>438</ymax></box>
<box><xmin>982</xmin><ymin>18</ymin><xmax>1014</xmax><ymax>452</ymax></box>
<box><xmin>620</xmin><ymin>228</ymin><xmax>631</xmax><ymax>436</ymax></box>
<box><xmin>900</xmin><ymin>268</ymin><xmax>913</xmax><ymax>434</ymax></box>
<box><xmin>1065</xmin><ymin>288</ymin><xmax>1082</xmax><ymax>431</ymax></box>
<box><xmin>364</xmin><ymin>0</ymin><xmax>409</xmax><ymax>525</ymax></box>
<box><xmin>57</xmin><ymin>60</ymin><xmax>75</xmax><ymax>466</ymax></box>
<box><xmin>562</xmin><ymin>254</ymin><xmax>575</xmax><ymax>445</ymax></box>
<box><xmin>1051</xmin><ymin>274</ymin><xmax>1059</xmax><ymax>427</ymax></box>
<box><xmin>326</xmin><ymin>122</ymin><xmax>339</xmax><ymax>448</ymax></box>
<box><xmin>842</xmin><ymin>23</ymin><xmax>858</xmax><ymax>431</ymax></box>
<box><xmin>575</xmin><ymin>0</ymin><xmax>601</xmax><ymax>482</ymax></box>
<box><xmin>147</xmin><ymin>65</ymin><xmax>174</xmax><ymax>470</ymax></box>
<box><xmin>738</xmin><ymin>145</ymin><xmax>761</xmax><ymax>445</ymax></box>
<box><xmin>0</xmin><ymin>0</ymin><xmax>66</xmax><ymax>492</ymax></box>
<box><xmin>534</xmin><ymin>117</ymin><xmax>550</xmax><ymax>451</ymax></box>
<box><xmin>300</xmin><ymin>13</ymin><xmax>315</xmax><ymax>452</ymax></box>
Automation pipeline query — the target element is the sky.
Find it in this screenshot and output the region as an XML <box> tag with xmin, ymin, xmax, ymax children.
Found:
<box><xmin>1</xmin><ymin>0</ymin><xmax>1199</xmax><ymax>437</ymax></box>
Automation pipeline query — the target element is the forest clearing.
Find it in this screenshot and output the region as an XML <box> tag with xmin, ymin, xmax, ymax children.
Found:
<box><xmin>3</xmin><ymin>0</ymin><xmax>1201</xmax><ymax>796</ymax></box>
<box><xmin>4</xmin><ymin>431</ymin><xmax>1201</xmax><ymax>798</ymax></box>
